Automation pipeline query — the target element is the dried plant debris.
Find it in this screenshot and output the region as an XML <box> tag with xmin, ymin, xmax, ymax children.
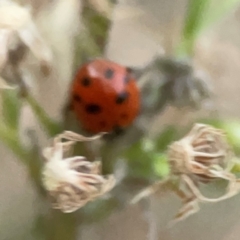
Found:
<box><xmin>168</xmin><ymin>123</ymin><xmax>234</xmax><ymax>184</ymax></box>
<box><xmin>42</xmin><ymin>131</ymin><xmax>115</xmax><ymax>213</ymax></box>
<box><xmin>0</xmin><ymin>0</ymin><xmax>52</xmax><ymax>72</ymax></box>
<box><xmin>156</xmin><ymin>58</ymin><xmax>213</xmax><ymax>109</ymax></box>
<box><xmin>131</xmin><ymin>123</ymin><xmax>240</xmax><ymax>225</ymax></box>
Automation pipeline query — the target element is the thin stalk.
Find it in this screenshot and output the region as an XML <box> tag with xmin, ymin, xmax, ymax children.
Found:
<box><xmin>25</xmin><ymin>94</ymin><xmax>62</xmax><ymax>137</ymax></box>
<box><xmin>0</xmin><ymin>122</ymin><xmax>29</xmax><ymax>162</ymax></box>
<box><xmin>146</xmin><ymin>199</ymin><xmax>158</xmax><ymax>240</ymax></box>
<box><xmin>199</xmin><ymin>0</ymin><xmax>240</xmax><ymax>35</ymax></box>
<box><xmin>45</xmin><ymin>211</ymin><xmax>79</xmax><ymax>240</ymax></box>
<box><xmin>176</xmin><ymin>0</ymin><xmax>210</xmax><ymax>57</ymax></box>
<box><xmin>176</xmin><ymin>0</ymin><xmax>240</xmax><ymax>57</ymax></box>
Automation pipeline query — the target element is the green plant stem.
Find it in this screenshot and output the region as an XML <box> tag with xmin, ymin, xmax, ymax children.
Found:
<box><xmin>75</xmin><ymin>2</ymin><xmax>113</xmax><ymax>66</ymax></box>
<box><xmin>176</xmin><ymin>0</ymin><xmax>240</xmax><ymax>57</ymax></box>
<box><xmin>177</xmin><ymin>0</ymin><xmax>210</xmax><ymax>57</ymax></box>
<box><xmin>25</xmin><ymin>94</ymin><xmax>62</xmax><ymax>137</ymax></box>
<box><xmin>1</xmin><ymin>89</ymin><xmax>21</xmax><ymax>130</ymax></box>
<box><xmin>199</xmin><ymin>0</ymin><xmax>240</xmax><ymax>35</ymax></box>
<box><xmin>0</xmin><ymin>121</ymin><xmax>78</xmax><ymax>239</ymax></box>
<box><xmin>79</xmin><ymin>197</ymin><xmax>120</xmax><ymax>225</ymax></box>
<box><xmin>0</xmin><ymin>122</ymin><xmax>29</xmax><ymax>162</ymax></box>
<box><xmin>45</xmin><ymin>211</ymin><xmax>78</xmax><ymax>240</ymax></box>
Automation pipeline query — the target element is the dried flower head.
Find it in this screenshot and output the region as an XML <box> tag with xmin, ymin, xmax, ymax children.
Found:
<box><xmin>167</xmin><ymin>123</ymin><xmax>240</xmax><ymax>224</ymax></box>
<box><xmin>131</xmin><ymin>123</ymin><xmax>240</xmax><ymax>226</ymax></box>
<box><xmin>0</xmin><ymin>1</ymin><xmax>30</xmax><ymax>30</ymax></box>
<box><xmin>167</xmin><ymin>123</ymin><xmax>239</xmax><ymax>202</ymax></box>
<box><xmin>0</xmin><ymin>1</ymin><xmax>52</xmax><ymax>73</ymax></box>
<box><xmin>42</xmin><ymin>131</ymin><xmax>115</xmax><ymax>213</ymax></box>
<box><xmin>168</xmin><ymin>123</ymin><xmax>233</xmax><ymax>183</ymax></box>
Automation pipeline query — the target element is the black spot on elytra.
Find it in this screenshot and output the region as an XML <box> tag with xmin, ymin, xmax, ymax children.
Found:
<box><xmin>104</xmin><ymin>68</ymin><xmax>115</xmax><ymax>79</ymax></box>
<box><xmin>115</xmin><ymin>92</ymin><xmax>129</xmax><ymax>104</ymax></box>
<box><xmin>85</xmin><ymin>104</ymin><xmax>102</xmax><ymax>114</ymax></box>
<box><xmin>73</xmin><ymin>94</ymin><xmax>81</xmax><ymax>102</ymax></box>
<box><xmin>81</xmin><ymin>77</ymin><xmax>91</xmax><ymax>86</ymax></box>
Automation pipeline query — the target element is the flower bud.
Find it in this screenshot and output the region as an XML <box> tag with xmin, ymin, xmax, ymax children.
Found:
<box><xmin>168</xmin><ymin>123</ymin><xmax>233</xmax><ymax>183</ymax></box>
<box><xmin>42</xmin><ymin>131</ymin><xmax>115</xmax><ymax>213</ymax></box>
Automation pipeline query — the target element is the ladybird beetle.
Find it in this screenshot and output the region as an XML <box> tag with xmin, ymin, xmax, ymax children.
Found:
<box><xmin>69</xmin><ymin>59</ymin><xmax>140</xmax><ymax>134</ymax></box>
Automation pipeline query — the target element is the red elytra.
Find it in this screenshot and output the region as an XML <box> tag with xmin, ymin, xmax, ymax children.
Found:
<box><xmin>70</xmin><ymin>59</ymin><xmax>140</xmax><ymax>134</ymax></box>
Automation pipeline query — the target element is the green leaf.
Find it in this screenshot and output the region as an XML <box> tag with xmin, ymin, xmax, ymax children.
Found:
<box><xmin>177</xmin><ymin>0</ymin><xmax>240</xmax><ymax>57</ymax></box>
<box><xmin>1</xmin><ymin>89</ymin><xmax>21</xmax><ymax>130</ymax></box>
<box><xmin>155</xmin><ymin>126</ymin><xmax>178</xmax><ymax>151</ymax></box>
<box><xmin>152</xmin><ymin>153</ymin><xmax>170</xmax><ymax>178</ymax></box>
<box><xmin>123</xmin><ymin>127</ymin><xmax>178</xmax><ymax>180</ymax></box>
<box><xmin>200</xmin><ymin>0</ymin><xmax>240</xmax><ymax>34</ymax></box>
<box><xmin>177</xmin><ymin>0</ymin><xmax>211</xmax><ymax>56</ymax></box>
<box><xmin>218</xmin><ymin>120</ymin><xmax>240</xmax><ymax>155</ymax></box>
<box><xmin>124</xmin><ymin>140</ymin><xmax>156</xmax><ymax>180</ymax></box>
<box><xmin>183</xmin><ymin>0</ymin><xmax>210</xmax><ymax>39</ymax></box>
